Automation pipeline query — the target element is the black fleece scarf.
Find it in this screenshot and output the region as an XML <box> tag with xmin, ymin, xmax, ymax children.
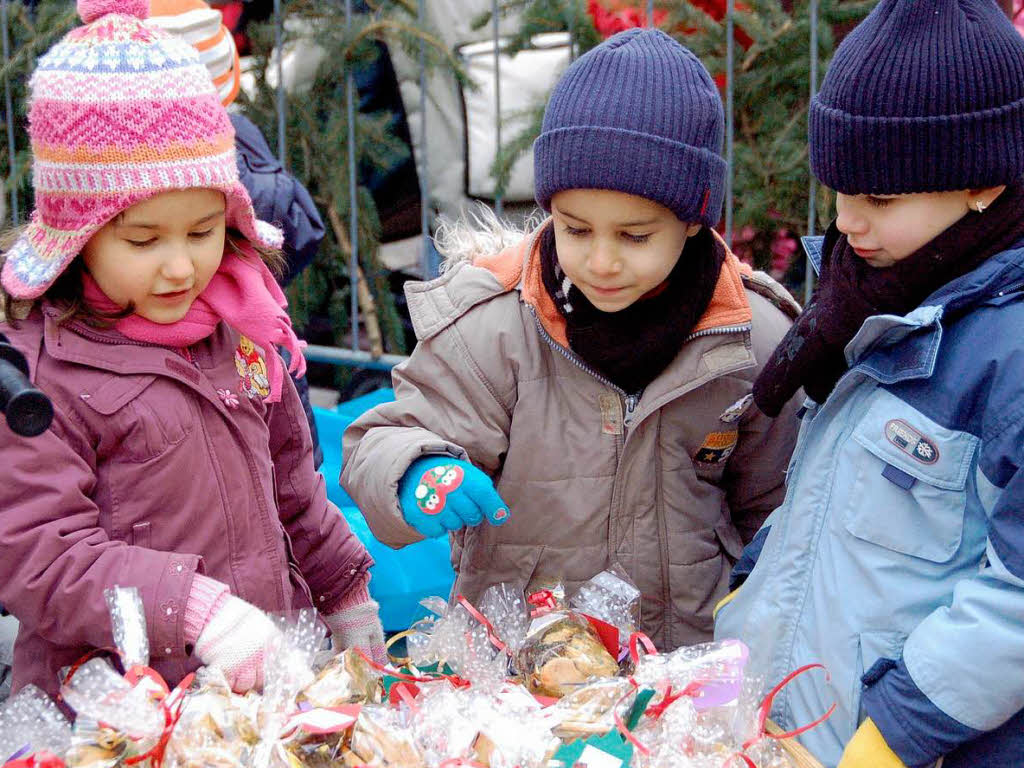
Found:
<box><xmin>539</xmin><ymin>223</ymin><xmax>725</xmax><ymax>394</ymax></box>
<box><xmin>753</xmin><ymin>183</ymin><xmax>1024</xmax><ymax>417</ymax></box>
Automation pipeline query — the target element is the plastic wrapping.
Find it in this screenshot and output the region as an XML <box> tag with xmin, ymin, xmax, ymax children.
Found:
<box><xmin>569</xmin><ymin>565</ymin><xmax>642</xmax><ymax>639</ymax></box>
<box><xmin>409</xmin><ymin>682</ymin><xmax>558</xmax><ymax>768</ymax></box>
<box><xmin>633</xmin><ymin>640</ymin><xmax>749</xmax><ymax>713</ymax></box>
<box><xmin>517</xmin><ymin>611</ymin><xmax>619</xmax><ymax>698</ymax></box>
<box><xmin>163</xmin><ymin>683</ymin><xmax>261</xmax><ymax>768</ymax></box>
<box><xmin>547</xmin><ymin>676</ymin><xmax>636</xmax><ymax>740</ymax></box>
<box><xmin>295</xmin><ymin>648</ymin><xmax>382</xmax><ymax>709</ymax></box>
<box><xmin>0</xmin><ymin>685</ymin><xmax>72</xmax><ymax>762</ymax></box>
<box><xmin>346</xmin><ymin>705</ymin><xmax>421</xmax><ymax>766</ymax></box>
<box><xmin>252</xmin><ymin>610</ymin><xmax>325</xmax><ymax>768</ymax></box>
<box><xmin>61</xmin><ymin>658</ymin><xmax>166</xmax><ymax>766</ymax></box>
<box><xmin>105</xmin><ymin>587</ymin><xmax>149</xmax><ymax>672</ymax></box>
<box><xmin>404</xmin><ymin>590</ymin><xmax>514</xmax><ymax>687</ymax></box>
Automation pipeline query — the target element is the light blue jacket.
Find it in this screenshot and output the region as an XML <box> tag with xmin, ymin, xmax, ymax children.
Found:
<box><xmin>715</xmin><ymin>237</ymin><xmax>1024</xmax><ymax>768</ymax></box>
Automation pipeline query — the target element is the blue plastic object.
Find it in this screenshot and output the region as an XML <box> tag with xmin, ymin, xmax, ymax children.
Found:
<box><xmin>314</xmin><ymin>390</ymin><xmax>456</xmax><ymax>631</ymax></box>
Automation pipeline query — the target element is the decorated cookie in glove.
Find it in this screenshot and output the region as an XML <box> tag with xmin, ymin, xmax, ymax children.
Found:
<box><xmin>398</xmin><ymin>456</ymin><xmax>510</xmax><ymax>538</ymax></box>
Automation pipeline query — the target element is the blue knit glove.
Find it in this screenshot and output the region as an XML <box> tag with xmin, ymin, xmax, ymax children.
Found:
<box><xmin>398</xmin><ymin>456</ymin><xmax>510</xmax><ymax>538</ymax></box>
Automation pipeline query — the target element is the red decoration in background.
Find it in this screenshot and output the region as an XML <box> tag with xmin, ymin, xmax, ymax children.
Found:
<box><xmin>587</xmin><ymin>0</ymin><xmax>753</xmax><ymax>48</ymax></box>
<box><xmin>588</xmin><ymin>0</ymin><xmax>668</xmax><ymax>36</ymax></box>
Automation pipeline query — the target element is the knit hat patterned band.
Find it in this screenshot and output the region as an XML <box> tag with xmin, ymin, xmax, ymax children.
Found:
<box><xmin>1</xmin><ymin>0</ymin><xmax>281</xmax><ymax>300</ymax></box>
<box><xmin>809</xmin><ymin>0</ymin><xmax>1024</xmax><ymax>194</ymax></box>
<box><xmin>533</xmin><ymin>28</ymin><xmax>726</xmax><ymax>227</ymax></box>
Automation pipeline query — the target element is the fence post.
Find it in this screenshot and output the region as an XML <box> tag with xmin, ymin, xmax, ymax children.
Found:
<box><xmin>725</xmin><ymin>0</ymin><xmax>734</xmax><ymax>247</ymax></box>
<box><xmin>2</xmin><ymin>0</ymin><xmax>18</xmax><ymax>226</ymax></box>
<box><xmin>806</xmin><ymin>0</ymin><xmax>819</xmax><ymax>304</ymax></box>
<box><xmin>418</xmin><ymin>0</ymin><xmax>435</xmax><ymax>277</ymax></box>
<box><xmin>274</xmin><ymin>0</ymin><xmax>286</xmax><ymax>166</ymax></box>
<box><xmin>346</xmin><ymin>0</ymin><xmax>360</xmax><ymax>352</ymax></box>
<box><xmin>491</xmin><ymin>0</ymin><xmax>503</xmax><ymax>217</ymax></box>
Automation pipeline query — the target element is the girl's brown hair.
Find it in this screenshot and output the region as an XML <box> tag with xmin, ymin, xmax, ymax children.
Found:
<box><xmin>0</xmin><ymin>227</ymin><xmax>284</xmax><ymax>328</ymax></box>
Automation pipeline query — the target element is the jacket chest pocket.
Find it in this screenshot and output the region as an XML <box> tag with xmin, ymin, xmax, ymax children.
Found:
<box><xmin>83</xmin><ymin>375</ymin><xmax>199</xmax><ymax>464</ymax></box>
<box><xmin>841</xmin><ymin>389</ymin><xmax>978</xmax><ymax>563</ymax></box>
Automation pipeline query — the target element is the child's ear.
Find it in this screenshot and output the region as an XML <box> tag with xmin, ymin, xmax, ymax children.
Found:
<box><xmin>968</xmin><ymin>185</ymin><xmax>1007</xmax><ymax>211</ymax></box>
<box><xmin>685</xmin><ymin>223</ymin><xmax>702</xmax><ymax>238</ymax></box>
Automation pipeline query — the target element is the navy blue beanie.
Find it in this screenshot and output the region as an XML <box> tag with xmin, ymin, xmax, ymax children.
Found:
<box><xmin>811</xmin><ymin>0</ymin><xmax>1024</xmax><ymax>194</ymax></box>
<box><xmin>534</xmin><ymin>28</ymin><xmax>726</xmax><ymax>227</ymax></box>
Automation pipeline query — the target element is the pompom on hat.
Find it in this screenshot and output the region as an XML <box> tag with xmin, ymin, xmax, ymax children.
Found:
<box><xmin>1</xmin><ymin>0</ymin><xmax>282</xmax><ymax>300</ymax></box>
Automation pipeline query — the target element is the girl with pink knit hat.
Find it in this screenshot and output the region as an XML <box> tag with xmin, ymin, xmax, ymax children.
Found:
<box><xmin>0</xmin><ymin>0</ymin><xmax>385</xmax><ymax>700</ymax></box>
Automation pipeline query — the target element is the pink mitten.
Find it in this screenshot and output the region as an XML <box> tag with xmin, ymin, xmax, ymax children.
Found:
<box><xmin>186</xmin><ymin>574</ymin><xmax>281</xmax><ymax>692</ymax></box>
<box><xmin>322</xmin><ymin>579</ymin><xmax>387</xmax><ymax>665</ymax></box>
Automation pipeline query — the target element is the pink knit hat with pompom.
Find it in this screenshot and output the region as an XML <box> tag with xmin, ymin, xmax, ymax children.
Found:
<box><xmin>1</xmin><ymin>0</ymin><xmax>282</xmax><ymax>300</ymax></box>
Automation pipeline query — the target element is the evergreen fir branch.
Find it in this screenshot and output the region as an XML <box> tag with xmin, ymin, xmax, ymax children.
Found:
<box><xmin>490</xmin><ymin>102</ymin><xmax>546</xmax><ymax>197</ymax></box>
<box><xmin>821</xmin><ymin>0</ymin><xmax>875</xmax><ymax>26</ymax></box>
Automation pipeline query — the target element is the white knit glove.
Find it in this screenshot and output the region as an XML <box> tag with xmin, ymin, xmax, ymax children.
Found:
<box><xmin>323</xmin><ymin>596</ymin><xmax>387</xmax><ymax>665</ymax></box>
<box><xmin>194</xmin><ymin>594</ymin><xmax>282</xmax><ymax>693</ymax></box>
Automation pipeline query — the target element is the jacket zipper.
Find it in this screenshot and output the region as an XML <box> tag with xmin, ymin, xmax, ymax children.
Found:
<box><xmin>528</xmin><ymin>306</ymin><xmax>749</xmax><ymax>641</ymax></box>
<box><xmin>526</xmin><ymin>305</ymin><xmax>633</xmax><ymax>402</ymax></box>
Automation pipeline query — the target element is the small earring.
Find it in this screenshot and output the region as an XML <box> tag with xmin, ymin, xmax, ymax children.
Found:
<box><xmin>974</xmin><ymin>200</ymin><xmax>987</xmax><ymax>213</ymax></box>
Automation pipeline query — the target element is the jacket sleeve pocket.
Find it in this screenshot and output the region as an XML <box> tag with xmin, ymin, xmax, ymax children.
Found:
<box><xmin>842</xmin><ymin>390</ymin><xmax>978</xmax><ymax>563</ymax></box>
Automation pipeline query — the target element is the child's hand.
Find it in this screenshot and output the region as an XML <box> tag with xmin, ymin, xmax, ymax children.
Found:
<box><xmin>398</xmin><ymin>456</ymin><xmax>510</xmax><ymax>538</ymax></box>
<box><xmin>194</xmin><ymin>594</ymin><xmax>281</xmax><ymax>693</ymax></box>
<box><xmin>838</xmin><ymin>718</ymin><xmax>907</xmax><ymax>768</ymax></box>
<box><xmin>323</xmin><ymin>593</ymin><xmax>387</xmax><ymax>665</ymax></box>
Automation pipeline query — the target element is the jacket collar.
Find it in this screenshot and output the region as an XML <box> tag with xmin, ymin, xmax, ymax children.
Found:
<box><xmin>38</xmin><ymin>301</ymin><xmax>238</xmax><ymax>417</ymax></box>
<box><xmin>845</xmin><ymin>243</ymin><xmax>1024</xmax><ymax>383</ymax></box>
<box><xmin>474</xmin><ymin>219</ymin><xmax>755</xmax><ymax>349</ymax></box>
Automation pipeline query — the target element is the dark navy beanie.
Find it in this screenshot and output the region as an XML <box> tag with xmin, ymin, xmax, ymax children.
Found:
<box><xmin>810</xmin><ymin>0</ymin><xmax>1024</xmax><ymax>194</ymax></box>
<box><xmin>534</xmin><ymin>28</ymin><xmax>726</xmax><ymax>227</ymax></box>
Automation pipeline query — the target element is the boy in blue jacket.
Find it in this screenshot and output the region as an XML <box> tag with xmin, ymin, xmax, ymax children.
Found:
<box><xmin>716</xmin><ymin>1</ymin><xmax>1024</xmax><ymax>767</ymax></box>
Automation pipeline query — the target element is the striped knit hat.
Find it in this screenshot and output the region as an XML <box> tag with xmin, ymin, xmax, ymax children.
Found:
<box><xmin>1</xmin><ymin>0</ymin><xmax>282</xmax><ymax>300</ymax></box>
<box><xmin>147</xmin><ymin>0</ymin><xmax>240</xmax><ymax>107</ymax></box>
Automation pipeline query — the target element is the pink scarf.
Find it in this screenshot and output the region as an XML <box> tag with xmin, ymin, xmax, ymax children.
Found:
<box><xmin>82</xmin><ymin>245</ymin><xmax>306</xmax><ymax>403</ymax></box>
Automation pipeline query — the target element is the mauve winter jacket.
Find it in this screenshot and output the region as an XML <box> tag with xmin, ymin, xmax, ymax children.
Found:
<box><xmin>0</xmin><ymin>302</ymin><xmax>371</xmax><ymax>699</ymax></box>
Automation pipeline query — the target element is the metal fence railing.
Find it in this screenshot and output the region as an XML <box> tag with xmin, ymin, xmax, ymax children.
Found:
<box><xmin>1</xmin><ymin>0</ymin><xmax>824</xmax><ymax>371</ymax></box>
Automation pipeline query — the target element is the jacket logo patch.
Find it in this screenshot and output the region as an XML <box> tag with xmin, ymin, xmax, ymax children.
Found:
<box><xmin>885</xmin><ymin>419</ymin><xmax>939</xmax><ymax>464</ymax></box>
<box><xmin>694</xmin><ymin>430</ymin><xmax>738</xmax><ymax>464</ymax></box>
<box><xmin>234</xmin><ymin>336</ymin><xmax>271</xmax><ymax>400</ymax></box>
<box><xmin>719</xmin><ymin>393</ymin><xmax>754</xmax><ymax>424</ymax></box>
<box><xmin>598</xmin><ymin>393</ymin><xmax>623</xmax><ymax>436</ymax></box>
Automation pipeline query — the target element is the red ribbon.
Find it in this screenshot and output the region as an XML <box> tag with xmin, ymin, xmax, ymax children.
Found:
<box><xmin>611</xmin><ymin>678</ymin><xmax>650</xmax><ymax>756</ymax></box>
<box><xmin>743</xmin><ymin>663</ymin><xmax>837</xmax><ymax>750</ymax></box>
<box><xmin>352</xmin><ymin>648</ymin><xmax>471</xmax><ymax>689</ymax></box>
<box><xmin>642</xmin><ymin>680</ymin><xmax>704</xmax><ymax>720</ymax></box>
<box><xmin>628</xmin><ymin>631</ymin><xmax>658</xmax><ymax>665</ymax></box>
<box><xmin>526</xmin><ymin>589</ymin><xmax>558</xmax><ymax>618</ymax></box>
<box><xmin>4</xmin><ymin>752</ymin><xmax>66</xmax><ymax>768</ymax></box>
<box><xmin>455</xmin><ymin>594</ymin><xmax>507</xmax><ymax>652</ymax></box>
<box><xmin>122</xmin><ymin>672</ymin><xmax>195</xmax><ymax>768</ymax></box>
<box><xmin>60</xmin><ymin>648</ymin><xmax>193</xmax><ymax>768</ymax></box>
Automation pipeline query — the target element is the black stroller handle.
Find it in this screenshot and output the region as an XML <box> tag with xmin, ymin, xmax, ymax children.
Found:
<box><xmin>0</xmin><ymin>333</ymin><xmax>53</xmax><ymax>437</ymax></box>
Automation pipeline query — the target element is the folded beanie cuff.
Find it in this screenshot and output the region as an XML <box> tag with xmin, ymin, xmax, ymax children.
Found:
<box><xmin>809</xmin><ymin>95</ymin><xmax>1024</xmax><ymax>194</ymax></box>
<box><xmin>533</xmin><ymin>126</ymin><xmax>727</xmax><ymax>228</ymax></box>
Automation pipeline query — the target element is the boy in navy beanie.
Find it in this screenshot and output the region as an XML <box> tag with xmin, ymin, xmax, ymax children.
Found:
<box><xmin>717</xmin><ymin>2</ymin><xmax>1024</xmax><ymax>767</ymax></box>
<box><xmin>343</xmin><ymin>29</ymin><xmax>803</xmax><ymax>654</ymax></box>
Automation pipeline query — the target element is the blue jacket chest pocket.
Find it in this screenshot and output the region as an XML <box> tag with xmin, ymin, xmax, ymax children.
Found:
<box><xmin>843</xmin><ymin>389</ymin><xmax>978</xmax><ymax>563</ymax></box>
